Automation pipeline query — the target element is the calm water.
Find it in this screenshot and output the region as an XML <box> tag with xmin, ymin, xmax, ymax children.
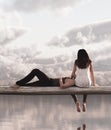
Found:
<box><xmin>0</xmin><ymin>95</ymin><xmax>111</xmax><ymax>130</ymax></box>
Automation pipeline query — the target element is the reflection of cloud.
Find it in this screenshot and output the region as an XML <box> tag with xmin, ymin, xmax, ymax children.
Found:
<box><xmin>0</xmin><ymin>95</ymin><xmax>111</xmax><ymax>130</ymax></box>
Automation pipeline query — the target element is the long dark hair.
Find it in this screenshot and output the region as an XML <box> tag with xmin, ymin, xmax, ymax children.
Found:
<box><xmin>75</xmin><ymin>49</ymin><xmax>91</xmax><ymax>69</ymax></box>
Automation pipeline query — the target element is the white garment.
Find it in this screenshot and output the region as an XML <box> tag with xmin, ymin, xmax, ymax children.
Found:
<box><xmin>75</xmin><ymin>66</ymin><xmax>91</xmax><ymax>87</ymax></box>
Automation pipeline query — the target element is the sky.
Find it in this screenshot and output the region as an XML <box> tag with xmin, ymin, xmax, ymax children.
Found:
<box><xmin>0</xmin><ymin>0</ymin><xmax>111</xmax><ymax>85</ymax></box>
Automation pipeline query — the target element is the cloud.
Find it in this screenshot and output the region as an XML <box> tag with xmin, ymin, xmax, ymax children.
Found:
<box><xmin>0</xmin><ymin>8</ymin><xmax>22</xmax><ymax>26</ymax></box>
<box><xmin>1</xmin><ymin>0</ymin><xmax>84</xmax><ymax>12</ymax></box>
<box><xmin>48</xmin><ymin>20</ymin><xmax>111</xmax><ymax>47</ymax></box>
<box><xmin>0</xmin><ymin>9</ymin><xmax>27</xmax><ymax>45</ymax></box>
<box><xmin>0</xmin><ymin>26</ymin><xmax>26</xmax><ymax>45</ymax></box>
<box><xmin>47</xmin><ymin>36</ymin><xmax>70</xmax><ymax>47</ymax></box>
<box><xmin>95</xmin><ymin>71</ymin><xmax>111</xmax><ymax>86</ymax></box>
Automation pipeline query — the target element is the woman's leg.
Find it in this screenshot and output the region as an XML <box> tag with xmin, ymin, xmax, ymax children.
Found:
<box><xmin>71</xmin><ymin>94</ymin><xmax>81</xmax><ymax>112</ymax></box>
<box><xmin>83</xmin><ymin>124</ymin><xmax>86</xmax><ymax>130</ymax></box>
<box><xmin>22</xmin><ymin>81</ymin><xmax>44</xmax><ymax>86</ymax></box>
<box><xmin>83</xmin><ymin>94</ymin><xmax>87</xmax><ymax>103</ymax></box>
<box><xmin>71</xmin><ymin>94</ymin><xmax>78</xmax><ymax>103</ymax></box>
<box><xmin>16</xmin><ymin>69</ymin><xmax>50</xmax><ymax>86</ymax></box>
<box><xmin>82</xmin><ymin>94</ymin><xmax>87</xmax><ymax>112</ymax></box>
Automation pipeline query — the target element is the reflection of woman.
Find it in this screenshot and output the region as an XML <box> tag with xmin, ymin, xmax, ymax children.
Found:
<box><xmin>16</xmin><ymin>69</ymin><xmax>75</xmax><ymax>87</ymax></box>
<box><xmin>70</xmin><ymin>49</ymin><xmax>96</xmax><ymax>112</ymax></box>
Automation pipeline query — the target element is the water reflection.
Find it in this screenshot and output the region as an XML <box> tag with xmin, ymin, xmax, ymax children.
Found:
<box><xmin>0</xmin><ymin>95</ymin><xmax>111</xmax><ymax>130</ymax></box>
<box><xmin>77</xmin><ymin>124</ymin><xmax>86</xmax><ymax>130</ymax></box>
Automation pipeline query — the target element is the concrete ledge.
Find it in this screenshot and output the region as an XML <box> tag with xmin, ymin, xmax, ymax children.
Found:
<box><xmin>0</xmin><ymin>86</ymin><xmax>111</xmax><ymax>95</ymax></box>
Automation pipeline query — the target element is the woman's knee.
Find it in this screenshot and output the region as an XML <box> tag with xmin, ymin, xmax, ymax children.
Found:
<box><xmin>31</xmin><ymin>69</ymin><xmax>39</xmax><ymax>73</ymax></box>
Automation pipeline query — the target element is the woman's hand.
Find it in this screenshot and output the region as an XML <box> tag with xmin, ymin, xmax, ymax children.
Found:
<box><xmin>59</xmin><ymin>78</ymin><xmax>63</xmax><ymax>88</ymax></box>
<box><xmin>71</xmin><ymin>74</ymin><xmax>76</xmax><ymax>79</ymax></box>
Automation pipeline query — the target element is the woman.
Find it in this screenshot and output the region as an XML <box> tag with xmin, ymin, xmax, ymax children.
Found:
<box><xmin>69</xmin><ymin>49</ymin><xmax>96</xmax><ymax>112</ymax></box>
<box><xmin>15</xmin><ymin>68</ymin><xmax>75</xmax><ymax>87</ymax></box>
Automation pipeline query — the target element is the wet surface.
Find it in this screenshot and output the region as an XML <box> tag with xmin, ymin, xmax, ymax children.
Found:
<box><xmin>0</xmin><ymin>95</ymin><xmax>110</xmax><ymax>130</ymax></box>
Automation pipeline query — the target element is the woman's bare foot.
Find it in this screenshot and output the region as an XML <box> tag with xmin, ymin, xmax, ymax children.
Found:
<box><xmin>82</xmin><ymin>103</ymin><xmax>86</xmax><ymax>112</ymax></box>
<box><xmin>76</xmin><ymin>102</ymin><xmax>81</xmax><ymax>112</ymax></box>
<box><xmin>10</xmin><ymin>84</ymin><xmax>20</xmax><ymax>89</ymax></box>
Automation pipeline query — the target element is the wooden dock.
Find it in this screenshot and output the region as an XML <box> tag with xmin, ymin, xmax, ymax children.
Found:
<box><xmin>0</xmin><ymin>86</ymin><xmax>111</xmax><ymax>95</ymax></box>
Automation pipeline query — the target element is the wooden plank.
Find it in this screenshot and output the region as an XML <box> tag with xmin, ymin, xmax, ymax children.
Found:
<box><xmin>0</xmin><ymin>86</ymin><xmax>111</xmax><ymax>95</ymax></box>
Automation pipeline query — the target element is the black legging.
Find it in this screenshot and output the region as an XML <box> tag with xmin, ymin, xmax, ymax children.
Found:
<box><xmin>16</xmin><ymin>69</ymin><xmax>52</xmax><ymax>86</ymax></box>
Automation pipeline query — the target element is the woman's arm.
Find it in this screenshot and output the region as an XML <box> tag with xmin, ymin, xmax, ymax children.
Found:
<box><xmin>71</xmin><ymin>62</ymin><xmax>77</xmax><ymax>79</ymax></box>
<box><xmin>89</xmin><ymin>62</ymin><xmax>96</xmax><ymax>86</ymax></box>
